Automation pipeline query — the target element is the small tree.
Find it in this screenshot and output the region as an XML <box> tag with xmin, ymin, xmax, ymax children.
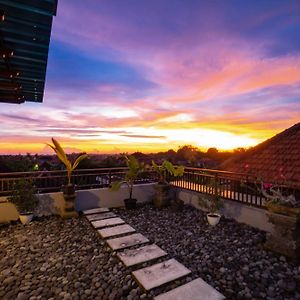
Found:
<box><xmin>47</xmin><ymin>138</ymin><xmax>87</xmax><ymax>185</ymax></box>
<box><xmin>110</xmin><ymin>155</ymin><xmax>144</xmax><ymax>200</ymax></box>
<box><xmin>152</xmin><ymin>160</ymin><xmax>184</xmax><ymax>183</ymax></box>
<box><xmin>8</xmin><ymin>179</ymin><xmax>39</xmax><ymax>214</ymax></box>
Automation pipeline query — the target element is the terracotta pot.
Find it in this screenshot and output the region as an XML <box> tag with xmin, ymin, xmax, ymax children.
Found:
<box><xmin>207</xmin><ymin>213</ymin><xmax>221</xmax><ymax>226</ymax></box>
<box><xmin>153</xmin><ymin>183</ymin><xmax>171</xmax><ymax>208</ymax></box>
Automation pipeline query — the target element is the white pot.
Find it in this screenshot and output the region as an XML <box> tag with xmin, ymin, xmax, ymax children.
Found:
<box><xmin>19</xmin><ymin>214</ymin><xmax>34</xmax><ymax>225</ymax></box>
<box><xmin>207</xmin><ymin>213</ymin><xmax>221</xmax><ymax>226</ymax></box>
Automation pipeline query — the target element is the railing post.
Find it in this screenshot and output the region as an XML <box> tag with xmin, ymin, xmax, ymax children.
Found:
<box><xmin>108</xmin><ymin>171</ymin><xmax>112</xmax><ymax>186</ymax></box>
<box><xmin>214</xmin><ymin>173</ymin><xmax>218</xmax><ymax>197</ymax></box>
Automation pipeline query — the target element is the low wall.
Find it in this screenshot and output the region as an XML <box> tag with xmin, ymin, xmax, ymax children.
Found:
<box><xmin>0</xmin><ymin>184</ymin><xmax>275</xmax><ymax>234</ymax></box>
<box><xmin>177</xmin><ymin>189</ymin><xmax>275</xmax><ymax>233</ymax></box>
<box><xmin>0</xmin><ymin>183</ymin><xmax>155</xmax><ymax>224</ymax></box>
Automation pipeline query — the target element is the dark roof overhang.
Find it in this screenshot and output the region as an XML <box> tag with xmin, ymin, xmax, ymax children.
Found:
<box><xmin>0</xmin><ymin>0</ymin><xmax>57</xmax><ymax>104</ymax></box>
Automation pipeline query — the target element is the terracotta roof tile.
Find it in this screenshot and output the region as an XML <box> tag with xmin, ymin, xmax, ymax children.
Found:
<box><xmin>221</xmin><ymin>123</ymin><xmax>300</xmax><ymax>188</ymax></box>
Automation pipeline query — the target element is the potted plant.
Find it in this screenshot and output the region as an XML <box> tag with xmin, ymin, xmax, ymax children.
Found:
<box><xmin>8</xmin><ymin>179</ymin><xmax>39</xmax><ymax>224</ymax></box>
<box><xmin>241</xmin><ymin>175</ymin><xmax>300</xmax><ymax>259</ymax></box>
<box><xmin>152</xmin><ymin>160</ymin><xmax>184</xmax><ymax>208</ymax></box>
<box><xmin>171</xmin><ymin>188</ymin><xmax>184</xmax><ymax>211</ymax></box>
<box><xmin>110</xmin><ymin>155</ymin><xmax>144</xmax><ymax>209</ymax></box>
<box><xmin>258</xmin><ymin>182</ymin><xmax>300</xmax><ymax>260</ymax></box>
<box><xmin>198</xmin><ymin>194</ymin><xmax>223</xmax><ymax>226</ymax></box>
<box><xmin>47</xmin><ymin>138</ymin><xmax>87</xmax><ymax>218</ymax></box>
<box><xmin>259</xmin><ymin>182</ymin><xmax>300</xmax><ymax>217</ymax></box>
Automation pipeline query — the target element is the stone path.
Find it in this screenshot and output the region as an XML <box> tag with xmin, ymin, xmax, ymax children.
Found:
<box><xmin>118</xmin><ymin>244</ymin><xmax>167</xmax><ymax>267</ymax></box>
<box><xmin>98</xmin><ymin>224</ymin><xmax>136</xmax><ymax>238</ymax></box>
<box><xmin>132</xmin><ymin>259</ymin><xmax>191</xmax><ymax>291</ymax></box>
<box><xmin>154</xmin><ymin>278</ymin><xmax>225</xmax><ymax>300</ymax></box>
<box><xmin>91</xmin><ymin>217</ymin><xmax>125</xmax><ymax>229</ymax></box>
<box><xmin>106</xmin><ymin>233</ymin><xmax>149</xmax><ymax>250</ymax></box>
<box><xmin>83</xmin><ymin>207</ymin><xmax>109</xmax><ymax>214</ymax></box>
<box><xmin>83</xmin><ymin>207</ymin><xmax>224</xmax><ymax>299</ymax></box>
<box><xmin>86</xmin><ymin>212</ymin><xmax>116</xmax><ymax>221</ymax></box>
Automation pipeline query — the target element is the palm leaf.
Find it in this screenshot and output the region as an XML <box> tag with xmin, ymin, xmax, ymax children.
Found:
<box><xmin>51</xmin><ymin>138</ymin><xmax>71</xmax><ymax>168</ymax></box>
<box><xmin>72</xmin><ymin>154</ymin><xmax>88</xmax><ymax>171</ymax></box>
<box><xmin>110</xmin><ymin>181</ymin><xmax>126</xmax><ymax>191</ymax></box>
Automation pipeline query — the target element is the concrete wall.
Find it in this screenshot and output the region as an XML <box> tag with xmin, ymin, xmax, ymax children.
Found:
<box><xmin>0</xmin><ymin>183</ymin><xmax>155</xmax><ymax>224</ymax></box>
<box><xmin>177</xmin><ymin>189</ymin><xmax>275</xmax><ymax>233</ymax></box>
<box><xmin>0</xmin><ymin>184</ymin><xmax>275</xmax><ymax>234</ymax></box>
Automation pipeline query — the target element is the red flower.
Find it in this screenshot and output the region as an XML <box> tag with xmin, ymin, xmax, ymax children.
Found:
<box><xmin>263</xmin><ymin>182</ymin><xmax>273</xmax><ymax>189</ymax></box>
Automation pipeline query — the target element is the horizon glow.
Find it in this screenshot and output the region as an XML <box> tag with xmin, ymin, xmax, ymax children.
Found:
<box><xmin>0</xmin><ymin>0</ymin><xmax>300</xmax><ymax>154</ymax></box>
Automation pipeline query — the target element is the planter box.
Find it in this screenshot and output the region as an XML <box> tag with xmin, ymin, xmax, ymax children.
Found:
<box><xmin>264</xmin><ymin>212</ymin><xmax>300</xmax><ymax>261</ymax></box>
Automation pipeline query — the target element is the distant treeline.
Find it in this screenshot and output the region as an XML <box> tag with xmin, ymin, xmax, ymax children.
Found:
<box><xmin>0</xmin><ymin>145</ymin><xmax>247</xmax><ymax>173</ymax></box>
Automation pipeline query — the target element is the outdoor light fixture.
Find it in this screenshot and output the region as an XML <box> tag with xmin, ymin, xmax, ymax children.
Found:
<box><xmin>1</xmin><ymin>47</ymin><xmax>14</xmax><ymax>58</ymax></box>
<box><xmin>0</xmin><ymin>69</ymin><xmax>20</xmax><ymax>78</ymax></box>
<box><xmin>0</xmin><ymin>10</ymin><xmax>4</xmax><ymax>22</ymax></box>
<box><xmin>14</xmin><ymin>85</ymin><xmax>22</xmax><ymax>91</ymax></box>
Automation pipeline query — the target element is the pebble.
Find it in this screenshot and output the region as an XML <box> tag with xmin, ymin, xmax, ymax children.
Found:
<box><xmin>116</xmin><ymin>203</ymin><xmax>300</xmax><ymax>299</ymax></box>
<box><xmin>0</xmin><ymin>216</ymin><xmax>142</xmax><ymax>299</ymax></box>
<box><xmin>1</xmin><ymin>204</ymin><xmax>299</xmax><ymax>299</ymax></box>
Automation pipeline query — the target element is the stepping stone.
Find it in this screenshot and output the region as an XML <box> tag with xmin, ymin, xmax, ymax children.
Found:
<box><xmin>98</xmin><ymin>224</ymin><xmax>136</xmax><ymax>239</ymax></box>
<box><xmin>86</xmin><ymin>212</ymin><xmax>116</xmax><ymax>222</ymax></box>
<box><xmin>83</xmin><ymin>207</ymin><xmax>109</xmax><ymax>215</ymax></box>
<box><xmin>154</xmin><ymin>278</ymin><xmax>225</xmax><ymax>300</ymax></box>
<box><xmin>132</xmin><ymin>258</ymin><xmax>191</xmax><ymax>291</ymax></box>
<box><xmin>117</xmin><ymin>244</ymin><xmax>167</xmax><ymax>267</ymax></box>
<box><xmin>106</xmin><ymin>233</ymin><xmax>149</xmax><ymax>250</ymax></box>
<box><xmin>91</xmin><ymin>217</ymin><xmax>125</xmax><ymax>229</ymax></box>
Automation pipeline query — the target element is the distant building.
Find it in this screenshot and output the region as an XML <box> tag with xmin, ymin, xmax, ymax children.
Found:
<box><xmin>221</xmin><ymin>123</ymin><xmax>300</xmax><ymax>188</ymax></box>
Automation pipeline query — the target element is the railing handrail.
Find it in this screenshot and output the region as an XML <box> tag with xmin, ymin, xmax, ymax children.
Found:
<box><xmin>1</xmin><ymin>167</ymin><xmax>299</xmax><ymax>208</ymax></box>
<box><xmin>0</xmin><ymin>167</ymin><xmax>129</xmax><ymax>177</ymax></box>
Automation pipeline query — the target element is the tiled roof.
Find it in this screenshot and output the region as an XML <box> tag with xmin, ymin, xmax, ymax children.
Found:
<box><xmin>221</xmin><ymin>123</ymin><xmax>300</xmax><ymax>188</ymax></box>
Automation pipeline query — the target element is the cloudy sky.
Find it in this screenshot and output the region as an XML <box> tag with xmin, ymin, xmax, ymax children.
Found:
<box><xmin>1</xmin><ymin>0</ymin><xmax>300</xmax><ymax>154</ymax></box>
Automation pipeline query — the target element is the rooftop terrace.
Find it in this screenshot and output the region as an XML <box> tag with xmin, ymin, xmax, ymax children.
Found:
<box><xmin>1</xmin><ymin>204</ymin><xmax>300</xmax><ymax>300</ymax></box>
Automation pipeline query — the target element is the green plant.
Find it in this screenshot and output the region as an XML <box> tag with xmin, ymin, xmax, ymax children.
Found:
<box><xmin>152</xmin><ymin>160</ymin><xmax>184</xmax><ymax>183</ymax></box>
<box><xmin>198</xmin><ymin>194</ymin><xmax>223</xmax><ymax>214</ymax></box>
<box><xmin>8</xmin><ymin>179</ymin><xmax>39</xmax><ymax>214</ymax></box>
<box><xmin>197</xmin><ymin>176</ymin><xmax>223</xmax><ymax>213</ymax></box>
<box><xmin>110</xmin><ymin>155</ymin><xmax>144</xmax><ymax>200</ymax></box>
<box><xmin>47</xmin><ymin>138</ymin><xmax>87</xmax><ymax>185</ymax></box>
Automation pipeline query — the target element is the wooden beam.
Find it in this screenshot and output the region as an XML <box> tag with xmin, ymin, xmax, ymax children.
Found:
<box><xmin>0</xmin><ymin>69</ymin><xmax>20</xmax><ymax>78</ymax></box>
<box><xmin>0</xmin><ymin>95</ymin><xmax>24</xmax><ymax>104</ymax></box>
<box><xmin>0</xmin><ymin>82</ymin><xmax>22</xmax><ymax>90</ymax></box>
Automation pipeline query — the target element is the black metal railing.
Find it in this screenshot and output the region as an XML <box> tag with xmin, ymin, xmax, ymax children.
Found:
<box><xmin>1</xmin><ymin>167</ymin><xmax>299</xmax><ymax>208</ymax></box>
<box><xmin>168</xmin><ymin>167</ymin><xmax>300</xmax><ymax>208</ymax></box>
<box><xmin>0</xmin><ymin>168</ymin><xmax>157</xmax><ymax>197</ymax></box>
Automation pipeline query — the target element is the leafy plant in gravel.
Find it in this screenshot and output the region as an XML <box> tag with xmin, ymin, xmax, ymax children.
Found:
<box><xmin>8</xmin><ymin>178</ymin><xmax>39</xmax><ymax>224</ymax></box>
<box><xmin>110</xmin><ymin>155</ymin><xmax>144</xmax><ymax>209</ymax></box>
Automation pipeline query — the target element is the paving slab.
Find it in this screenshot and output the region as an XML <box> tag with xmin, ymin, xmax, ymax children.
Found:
<box><xmin>106</xmin><ymin>233</ymin><xmax>150</xmax><ymax>250</ymax></box>
<box><xmin>154</xmin><ymin>278</ymin><xmax>225</xmax><ymax>300</ymax></box>
<box><xmin>83</xmin><ymin>207</ymin><xmax>109</xmax><ymax>215</ymax></box>
<box><xmin>117</xmin><ymin>244</ymin><xmax>167</xmax><ymax>267</ymax></box>
<box><xmin>98</xmin><ymin>224</ymin><xmax>136</xmax><ymax>239</ymax></box>
<box><xmin>91</xmin><ymin>217</ymin><xmax>125</xmax><ymax>229</ymax></box>
<box><xmin>132</xmin><ymin>258</ymin><xmax>191</xmax><ymax>291</ymax></box>
<box><xmin>86</xmin><ymin>212</ymin><xmax>116</xmax><ymax>222</ymax></box>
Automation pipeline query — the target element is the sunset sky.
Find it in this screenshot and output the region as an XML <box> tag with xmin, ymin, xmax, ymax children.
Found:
<box><xmin>1</xmin><ymin>0</ymin><xmax>300</xmax><ymax>154</ymax></box>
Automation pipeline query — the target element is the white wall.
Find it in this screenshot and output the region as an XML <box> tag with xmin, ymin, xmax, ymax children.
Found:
<box><xmin>1</xmin><ymin>184</ymin><xmax>275</xmax><ymax>234</ymax></box>
<box><xmin>177</xmin><ymin>189</ymin><xmax>275</xmax><ymax>233</ymax></box>
<box><xmin>76</xmin><ymin>183</ymin><xmax>155</xmax><ymax>211</ymax></box>
<box><xmin>0</xmin><ymin>183</ymin><xmax>155</xmax><ymax>224</ymax></box>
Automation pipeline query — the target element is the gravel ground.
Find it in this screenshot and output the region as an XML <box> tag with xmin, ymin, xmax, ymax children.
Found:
<box><xmin>116</xmin><ymin>203</ymin><xmax>300</xmax><ymax>300</ymax></box>
<box><xmin>0</xmin><ymin>216</ymin><xmax>147</xmax><ymax>300</ymax></box>
<box><xmin>1</xmin><ymin>204</ymin><xmax>300</xmax><ymax>300</ymax></box>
